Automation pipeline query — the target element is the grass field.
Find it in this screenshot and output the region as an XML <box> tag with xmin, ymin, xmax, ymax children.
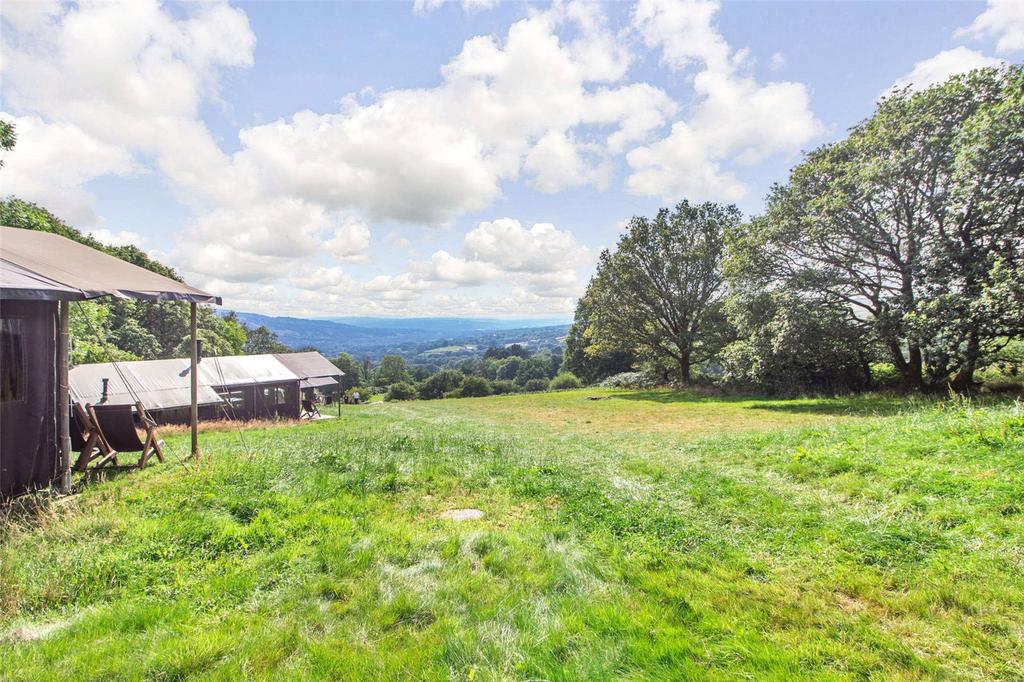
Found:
<box><xmin>2</xmin><ymin>388</ymin><xmax>1023</xmax><ymax>680</ymax></box>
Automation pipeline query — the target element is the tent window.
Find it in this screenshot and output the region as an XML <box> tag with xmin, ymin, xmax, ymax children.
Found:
<box><xmin>1</xmin><ymin>318</ymin><xmax>25</xmax><ymax>403</ymax></box>
<box><xmin>261</xmin><ymin>385</ymin><xmax>287</xmax><ymax>406</ymax></box>
<box><xmin>219</xmin><ymin>388</ymin><xmax>248</xmax><ymax>416</ymax></box>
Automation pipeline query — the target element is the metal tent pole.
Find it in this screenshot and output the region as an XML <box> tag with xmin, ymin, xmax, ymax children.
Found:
<box><xmin>190</xmin><ymin>302</ymin><xmax>199</xmax><ymax>457</ymax></box>
<box><xmin>56</xmin><ymin>300</ymin><xmax>71</xmax><ymax>494</ymax></box>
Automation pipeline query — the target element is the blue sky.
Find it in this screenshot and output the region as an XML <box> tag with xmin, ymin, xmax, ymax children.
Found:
<box><xmin>1</xmin><ymin>0</ymin><xmax>1019</xmax><ymax>318</ymax></box>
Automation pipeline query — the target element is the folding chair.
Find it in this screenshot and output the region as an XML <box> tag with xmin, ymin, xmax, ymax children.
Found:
<box><xmin>89</xmin><ymin>402</ymin><xmax>165</xmax><ymax>469</ymax></box>
<box><xmin>71</xmin><ymin>402</ymin><xmax>119</xmax><ymax>471</ymax></box>
<box><xmin>301</xmin><ymin>398</ymin><xmax>322</xmax><ymax>419</ymax></box>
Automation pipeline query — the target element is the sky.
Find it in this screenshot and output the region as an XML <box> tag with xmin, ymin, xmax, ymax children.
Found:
<box><xmin>1</xmin><ymin>0</ymin><xmax>1021</xmax><ymax>319</ymax></box>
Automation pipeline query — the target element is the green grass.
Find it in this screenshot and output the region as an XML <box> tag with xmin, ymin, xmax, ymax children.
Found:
<box><xmin>2</xmin><ymin>389</ymin><xmax>1022</xmax><ymax>680</ymax></box>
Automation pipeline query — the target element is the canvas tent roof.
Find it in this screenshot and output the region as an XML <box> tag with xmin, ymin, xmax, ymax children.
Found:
<box><xmin>0</xmin><ymin>226</ymin><xmax>220</xmax><ymax>303</ymax></box>
<box><xmin>69</xmin><ymin>352</ymin><xmax>340</xmax><ymax>412</ymax></box>
<box><xmin>70</xmin><ymin>359</ymin><xmax>223</xmax><ymax>410</ymax></box>
<box><xmin>274</xmin><ymin>352</ymin><xmax>343</xmax><ymax>389</ymax></box>
<box><xmin>0</xmin><ymin>259</ymin><xmax>83</xmax><ymax>300</ymax></box>
<box><xmin>199</xmin><ymin>355</ymin><xmax>296</xmax><ymax>388</ymax></box>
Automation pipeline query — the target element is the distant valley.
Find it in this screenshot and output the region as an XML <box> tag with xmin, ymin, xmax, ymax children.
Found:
<box><xmin>229</xmin><ymin>312</ymin><xmax>571</xmax><ymax>363</ymax></box>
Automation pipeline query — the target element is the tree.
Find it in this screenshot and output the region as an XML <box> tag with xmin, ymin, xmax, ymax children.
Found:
<box><xmin>561</xmin><ymin>293</ymin><xmax>635</xmax><ymax>384</ymax></box>
<box><xmin>331</xmin><ymin>352</ymin><xmax>363</xmax><ymax>391</ymax></box>
<box><xmin>417</xmin><ymin>369</ymin><xmax>465</xmax><ymax>399</ymax></box>
<box><xmin>374</xmin><ymin>355</ymin><xmax>412</xmax><ymax>386</ymax></box>
<box><xmin>244</xmin><ymin>325</ymin><xmax>289</xmax><ymax>354</ymax></box>
<box><xmin>514</xmin><ymin>356</ymin><xmax>550</xmax><ymax>386</ymax></box>
<box><xmin>484</xmin><ymin>344</ymin><xmax>530</xmax><ymax>360</ymax></box>
<box><xmin>584</xmin><ymin>200</ymin><xmax>737</xmax><ymax>384</ymax></box>
<box><xmin>496</xmin><ymin>356</ymin><xmax>522</xmax><ymax>381</ymax></box>
<box><xmin>0</xmin><ymin>119</ymin><xmax>16</xmax><ymax>168</ymax></box>
<box><xmin>720</xmin><ymin>292</ymin><xmax>873</xmax><ymax>394</ymax></box>
<box><xmin>458</xmin><ymin>375</ymin><xmax>493</xmax><ymax>397</ymax></box>
<box><xmin>729</xmin><ymin>66</ymin><xmax>1024</xmax><ymax>390</ymax></box>
<box><xmin>384</xmin><ymin>381</ymin><xmax>417</xmax><ymax>401</ymax></box>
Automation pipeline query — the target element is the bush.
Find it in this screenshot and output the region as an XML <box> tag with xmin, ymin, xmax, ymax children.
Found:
<box><xmin>417</xmin><ymin>369</ymin><xmax>465</xmax><ymax>400</ymax></box>
<box><xmin>549</xmin><ymin>372</ymin><xmax>583</xmax><ymax>390</ymax></box>
<box><xmin>523</xmin><ymin>378</ymin><xmax>550</xmax><ymax>392</ymax></box>
<box><xmin>384</xmin><ymin>382</ymin><xmax>417</xmax><ymax>401</ymax></box>
<box><xmin>491</xmin><ymin>379</ymin><xmax>518</xmax><ymax>394</ymax></box>
<box><xmin>870</xmin><ymin>363</ymin><xmax>901</xmax><ymax>388</ymax></box>
<box><xmin>344</xmin><ymin>386</ymin><xmax>370</xmax><ymax>402</ymax></box>
<box><xmin>458</xmin><ymin>375</ymin><xmax>493</xmax><ymax>397</ymax></box>
<box><xmin>598</xmin><ymin>371</ymin><xmax>659</xmax><ymax>389</ymax></box>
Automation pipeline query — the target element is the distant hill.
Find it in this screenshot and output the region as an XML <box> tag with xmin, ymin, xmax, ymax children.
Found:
<box><xmin>229</xmin><ymin>312</ymin><xmax>570</xmax><ymax>360</ymax></box>
<box><xmin>321</xmin><ymin>316</ymin><xmax>571</xmax><ymax>333</ymax></box>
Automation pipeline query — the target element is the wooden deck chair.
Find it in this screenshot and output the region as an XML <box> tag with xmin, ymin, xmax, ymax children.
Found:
<box><xmin>301</xmin><ymin>398</ymin><xmax>321</xmax><ymax>419</ymax></box>
<box><xmin>71</xmin><ymin>402</ymin><xmax>118</xmax><ymax>471</ymax></box>
<box><xmin>90</xmin><ymin>402</ymin><xmax>164</xmax><ymax>468</ymax></box>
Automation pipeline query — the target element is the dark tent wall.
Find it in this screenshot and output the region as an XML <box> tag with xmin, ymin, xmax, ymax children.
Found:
<box><xmin>1</xmin><ymin>299</ymin><xmax>58</xmax><ymax>499</ymax></box>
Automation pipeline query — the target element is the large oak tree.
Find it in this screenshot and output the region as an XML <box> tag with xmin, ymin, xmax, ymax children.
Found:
<box><xmin>728</xmin><ymin>66</ymin><xmax>1023</xmax><ymax>389</ymax></box>
<box><xmin>583</xmin><ymin>200</ymin><xmax>738</xmax><ymax>384</ymax></box>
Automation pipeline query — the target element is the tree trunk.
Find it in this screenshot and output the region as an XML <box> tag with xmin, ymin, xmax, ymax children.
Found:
<box><xmin>678</xmin><ymin>352</ymin><xmax>692</xmax><ymax>385</ymax></box>
<box><xmin>950</xmin><ymin>328</ymin><xmax>980</xmax><ymax>391</ymax></box>
<box><xmin>888</xmin><ymin>338</ymin><xmax>923</xmax><ymax>391</ymax></box>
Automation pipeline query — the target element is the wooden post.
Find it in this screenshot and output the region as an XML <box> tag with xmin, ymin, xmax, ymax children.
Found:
<box><xmin>190</xmin><ymin>302</ymin><xmax>199</xmax><ymax>457</ymax></box>
<box><xmin>56</xmin><ymin>300</ymin><xmax>72</xmax><ymax>494</ymax></box>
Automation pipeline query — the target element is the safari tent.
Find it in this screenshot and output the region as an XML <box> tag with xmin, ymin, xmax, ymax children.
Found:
<box><xmin>0</xmin><ymin>226</ymin><xmax>219</xmax><ymax>501</ymax></box>
<box><xmin>69</xmin><ymin>351</ymin><xmax>341</xmax><ymax>424</ymax></box>
<box><xmin>274</xmin><ymin>351</ymin><xmax>344</xmax><ymax>400</ymax></box>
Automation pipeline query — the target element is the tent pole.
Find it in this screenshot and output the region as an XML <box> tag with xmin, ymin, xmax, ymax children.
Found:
<box><xmin>190</xmin><ymin>302</ymin><xmax>199</xmax><ymax>457</ymax></box>
<box><xmin>56</xmin><ymin>300</ymin><xmax>71</xmax><ymax>494</ymax></box>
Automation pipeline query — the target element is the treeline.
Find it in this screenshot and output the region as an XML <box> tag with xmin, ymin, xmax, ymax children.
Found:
<box><xmin>566</xmin><ymin>66</ymin><xmax>1024</xmax><ymax>394</ymax></box>
<box><xmin>0</xmin><ymin>198</ymin><xmax>292</xmax><ymax>364</ymax></box>
<box><xmin>329</xmin><ymin>344</ymin><xmax>581</xmax><ymax>401</ymax></box>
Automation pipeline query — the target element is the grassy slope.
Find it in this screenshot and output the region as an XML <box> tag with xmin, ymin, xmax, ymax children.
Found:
<box><xmin>1</xmin><ymin>389</ymin><xmax>1022</xmax><ymax>680</ymax></box>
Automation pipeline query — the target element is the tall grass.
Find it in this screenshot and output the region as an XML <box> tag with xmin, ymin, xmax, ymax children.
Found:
<box><xmin>1</xmin><ymin>390</ymin><xmax>1022</xmax><ymax>680</ymax></box>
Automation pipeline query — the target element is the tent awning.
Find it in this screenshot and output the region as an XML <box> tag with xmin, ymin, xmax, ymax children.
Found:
<box><xmin>300</xmin><ymin>376</ymin><xmax>341</xmax><ymax>389</ymax></box>
<box><xmin>274</xmin><ymin>351</ymin><xmax>343</xmax><ymax>382</ymax></box>
<box><xmin>0</xmin><ymin>226</ymin><xmax>220</xmax><ymax>304</ymax></box>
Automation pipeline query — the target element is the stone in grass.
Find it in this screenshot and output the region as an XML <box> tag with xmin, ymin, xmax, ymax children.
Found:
<box><xmin>440</xmin><ymin>508</ymin><xmax>484</xmax><ymax>521</ymax></box>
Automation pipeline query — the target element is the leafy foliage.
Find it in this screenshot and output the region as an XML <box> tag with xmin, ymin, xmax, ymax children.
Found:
<box><xmin>375</xmin><ymin>355</ymin><xmax>413</xmax><ymax>386</ymax></box>
<box><xmin>384</xmin><ymin>381</ymin><xmax>417</xmax><ymax>401</ymax></box>
<box><xmin>728</xmin><ymin>66</ymin><xmax>1024</xmax><ymax>390</ymax></box>
<box><xmin>549</xmin><ymin>372</ymin><xmax>583</xmax><ymax>390</ymax></box>
<box><xmin>580</xmin><ymin>201</ymin><xmax>738</xmax><ymax>384</ymax></box>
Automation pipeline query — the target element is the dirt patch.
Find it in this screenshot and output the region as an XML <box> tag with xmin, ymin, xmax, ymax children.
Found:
<box><xmin>440</xmin><ymin>508</ymin><xmax>485</xmax><ymax>521</ymax></box>
<box><xmin>4</xmin><ymin>618</ymin><xmax>70</xmax><ymax>644</ymax></box>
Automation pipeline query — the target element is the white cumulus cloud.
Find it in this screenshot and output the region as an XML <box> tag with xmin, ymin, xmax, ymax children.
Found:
<box><xmin>889</xmin><ymin>47</ymin><xmax>1004</xmax><ymax>93</ymax></box>
<box><xmin>626</xmin><ymin>0</ymin><xmax>822</xmax><ymax>202</ymax></box>
<box><xmin>957</xmin><ymin>0</ymin><xmax>1024</xmax><ymax>54</ymax></box>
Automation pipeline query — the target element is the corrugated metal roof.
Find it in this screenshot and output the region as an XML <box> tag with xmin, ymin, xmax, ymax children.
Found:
<box><xmin>0</xmin><ymin>226</ymin><xmax>220</xmax><ymax>303</ymax></box>
<box><xmin>70</xmin><ymin>359</ymin><xmax>223</xmax><ymax>410</ymax></box>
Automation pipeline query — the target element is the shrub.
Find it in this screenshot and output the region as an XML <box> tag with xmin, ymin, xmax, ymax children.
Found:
<box><xmin>458</xmin><ymin>376</ymin><xmax>493</xmax><ymax>397</ymax></box>
<box><xmin>549</xmin><ymin>372</ymin><xmax>583</xmax><ymax>390</ymax></box>
<box><xmin>384</xmin><ymin>382</ymin><xmax>417</xmax><ymax>401</ymax></box>
<box><xmin>514</xmin><ymin>357</ymin><xmax>550</xmax><ymax>386</ymax></box>
<box><xmin>345</xmin><ymin>386</ymin><xmax>370</xmax><ymax>402</ymax></box>
<box><xmin>598</xmin><ymin>371</ymin><xmax>659</xmax><ymax>389</ymax></box>
<box><xmin>417</xmin><ymin>369</ymin><xmax>464</xmax><ymax>400</ymax></box>
<box><xmin>491</xmin><ymin>379</ymin><xmax>518</xmax><ymax>394</ymax></box>
<box><xmin>870</xmin><ymin>363</ymin><xmax>901</xmax><ymax>388</ymax></box>
<box><xmin>523</xmin><ymin>378</ymin><xmax>550</xmax><ymax>392</ymax></box>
